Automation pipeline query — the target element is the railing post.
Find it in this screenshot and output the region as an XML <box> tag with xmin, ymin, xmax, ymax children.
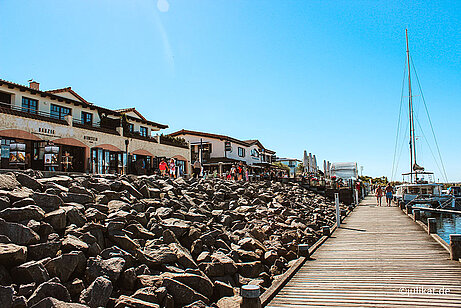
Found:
<box><xmin>406</xmin><ymin>204</ymin><xmax>412</xmax><ymax>215</ymax></box>
<box><xmin>322</xmin><ymin>226</ymin><xmax>331</xmax><ymax>236</ymax></box>
<box><xmin>449</xmin><ymin>234</ymin><xmax>461</xmax><ymax>261</ymax></box>
<box><xmin>413</xmin><ymin>209</ymin><xmax>421</xmax><ymax>221</ymax></box>
<box><xmin>240</xmin><ymin>285</ymin><xmax>261</xmax><ymax>308</ymax></box>
<box><xmin>335</xmin><ymin>193</ymin><xmax>340</xmax><ymax>228</ymax></box>
<box><xmin>427</xmin><ymin>218</ymin><xmax>437</xmax><ymax>234</ymax></box>
<box><xmin>297</xmin><ymin>244</ymin><xmax>310</xmax><ymax>258</ymax></box>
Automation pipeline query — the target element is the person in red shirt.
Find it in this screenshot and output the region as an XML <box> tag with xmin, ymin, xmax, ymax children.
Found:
<box><xmin>159</xmin><ymin>159</ymin><xmax>168</xmax><ymax>177</ymax></box>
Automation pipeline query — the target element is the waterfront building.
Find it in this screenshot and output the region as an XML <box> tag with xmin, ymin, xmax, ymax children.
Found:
<box><xmin>0</xmin><ymin>78</ymin><xmax>190</xmax><ymax>174</ymax></box>
<box><xmin>168</xmin><ymin>129</ymin><xmax>275</xmax><ymax>174</ymax></box>
<box><xmin>276</xmin><ymin>157</ymin><xmax>302</xmax><ymax>177</ymax></box>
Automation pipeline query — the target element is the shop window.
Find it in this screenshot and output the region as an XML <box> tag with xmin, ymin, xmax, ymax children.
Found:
<box><xmin>140</xmin><ymin>126</ymin><xmax>148</xmax><ymax>137</ymax></box>
<box><xmin>22</xmin><ymin>97</ymin><xmax>38</xmax><ymax>114</ymax></box>
<box><xmin>0</xmin><ymin>91</ymin><xmax>11</xmax><ymax>107</ymax></box>
<box><xmin>82</xmin><ymin>111</ymin><xmax>93</xmax><ymax>125</ymax></box>
<box><xmin>1</xmin><ymin>139</ymin><xmax>12</xmax><ymax>159</ymax></box>
<box><xmin>238</xmin><ymin>147</ymin><xmax>245</xmax><ymax>157</ymax></box>
<box><xmin>51</xmin><ymin>104</ymin><xmax>71</xmax><ymax>120</ymax></box>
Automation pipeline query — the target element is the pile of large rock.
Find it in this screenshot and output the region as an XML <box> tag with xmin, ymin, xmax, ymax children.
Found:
<box><xmin>0</xmin><ymin>171</ymin><xmax>342</xmax><ymax>308</ymax></box>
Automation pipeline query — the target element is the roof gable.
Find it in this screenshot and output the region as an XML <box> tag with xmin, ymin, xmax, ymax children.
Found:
<box><xmin>47</xmin><ymin>87</ymin><xmax>91</xmax><ymax>106</ymax></box>
<box><xmin>115</xmin><ymin>108</ymin><xmax>147</xmax><ymax>121</ymax></box>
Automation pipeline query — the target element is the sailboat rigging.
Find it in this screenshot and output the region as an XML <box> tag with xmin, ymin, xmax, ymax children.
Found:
<box><xmin>393</xmin><ymin>30</ymin><xmax>453</xmax><ymax>207</ymax></box>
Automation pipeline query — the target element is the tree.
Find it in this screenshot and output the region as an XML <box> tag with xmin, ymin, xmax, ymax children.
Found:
<box><xmin>296</xmin><ymin>163</ymin><xmax>304</xmax><ymax>174</ymax></box>
<box><xmin>272</xmin><ymin>162</ymin><xmax>290</xmax><ymax>173</ymax></box>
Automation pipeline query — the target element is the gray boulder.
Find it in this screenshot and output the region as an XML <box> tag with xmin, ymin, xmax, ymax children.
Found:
<box><xmin>32</xmin><ymin>193</ymin><xmax>63</xmax><ymax>212</ymax></box>
<box><xmin>30</xmin><ymin>297</ymin><xmax>89</xmax><ymax>308</ymax></box>
<box><xmin>28</xmin><ymin>241</ymin><xmax>61</xmax><ymax>261</ymax></box>
<box><xmin>115</xmin><ymin>295</ymin><xmax>160</xmax><ymax>308</ymax></box>
<box><xmin>0</xmin><ymin>243</ymin><xmax>27</xmax><ymax>265</ymax></box>
<box><xmin>79</xmin><ymin>276</ymin><xmax>112</xmax><ymax>308</ymax></box>
<box><xmin>0</xmin><ymin>219</ymin><xmax>39</xmax><ymax>245</ymax></box>
<box><xmin>44</xmin><ymin>209</ymin><xmax>67</xmax><ymax>230</ymax></box>
<box><xmin>11</xmin><ymin>260</ymin><xmax>50</xmax><ymax>284</ymax></box>
<box><xmin>85</xmin><ymin>256</ymin><xmax>125</xmax><ymax>283</ymax></box>
<box><xmin>0</xmin><ymin>285</ymin><xmax>14</xmax><ymax>308</ymax></box>
<box><xmin>15</xmin><ymin>173</ymin><xmax>43</xmax><ymax>191</ymax></box>
<box><xmin>0</xmin><ymin>205</ymin><xmax>45</xmax><ymax>222</ymax></box>
<box><xmin>45</xmin><ymin>252</ymin><xmax>80</xmax><ymax>282</ymax></box>
<box><xmin>0</xmin><ymin>174</ymin><xmax>19</xmax><ymax>190</ymax></box>
<box><xmin>27</xmin><ymin>280</ymin><xmax>71</xmax><ymax>307</ymax></box>
<box><xmin>162</xmin><ymin>277</ymin><xmax>208</xmax><ymax>306</ymax></box>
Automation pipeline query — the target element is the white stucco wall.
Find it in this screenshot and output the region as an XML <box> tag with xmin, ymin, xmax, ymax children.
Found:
<box><xmin>0</xmin><ymin>84</ymin><xmax>190</xmax><ymax>172</ymax></box>
<box><xmin>176</xmin><ymin>133</ymin><xmax>271</xmax><ymax>166</ymax></box>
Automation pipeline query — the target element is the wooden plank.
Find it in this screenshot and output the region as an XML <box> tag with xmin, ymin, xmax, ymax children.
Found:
<box><xmin>267</xmin><ymin>196</ymin><xmax>461</xmax><ymax>307</ymax></box>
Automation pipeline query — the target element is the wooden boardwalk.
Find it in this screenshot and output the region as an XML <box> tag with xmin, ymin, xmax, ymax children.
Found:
<box><xmin>267</xmin><ymin>196</ymin><xmax>461</xmax><ymax>307</ymax></box>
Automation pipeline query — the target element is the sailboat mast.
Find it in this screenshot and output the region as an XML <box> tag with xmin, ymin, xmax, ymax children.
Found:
<box><xmin>406</xmin><ymin>29</ymin><xmax>416</xmax><ymax>183</ymax></box>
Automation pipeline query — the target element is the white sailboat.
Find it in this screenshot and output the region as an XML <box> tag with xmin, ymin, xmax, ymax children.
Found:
<box><xmin>394</xmin><ymin>30</ymin><xmax>447</xmax><ymax>206</ymax></box>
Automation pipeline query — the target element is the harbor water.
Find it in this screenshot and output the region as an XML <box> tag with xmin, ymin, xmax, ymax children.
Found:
<box><xmin>421</xmin><ymin>211</ymin><xmax>461</xmax><ymax>244</ymax></box>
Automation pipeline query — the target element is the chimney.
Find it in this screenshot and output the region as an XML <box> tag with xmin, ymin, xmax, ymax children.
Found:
<box><xmin>29</xmin><ymin>81</ymin><xmax>40</xmax><ymax>90</ymax></box>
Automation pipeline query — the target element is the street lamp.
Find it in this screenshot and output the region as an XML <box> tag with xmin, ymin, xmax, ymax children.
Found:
<box><xmin>125</xmin><ymin>139</ymin><xmax>130</xmax><ymax>174</ymax></box>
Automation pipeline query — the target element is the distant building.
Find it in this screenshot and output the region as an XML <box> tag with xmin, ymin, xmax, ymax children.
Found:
<box><xmin>330</xmin><ymin>162</ymin><xmax>358</xmax><ymax>180</ymax></box>
<box><xmin>0</xmin><ymin>78</ymin><xmax>190</xmax><ymax>174</ymax></box>
<box><xmin>276</xmin><ymin>157</ymin><xmax>302</xmax><ymax>177</ymax></box>
<box><xmin>169</xmin><ymin>129</ymin><xmax>275</xmax><ymax>173</ymax></box>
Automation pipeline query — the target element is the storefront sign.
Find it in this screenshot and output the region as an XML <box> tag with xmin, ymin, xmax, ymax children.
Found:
<box><xmin>84</xmin><ymin>136</ymin><xmax>98</xmax><ymax>143</ymax></box>
<box><xmin>38</xmin><ymin>128</ymin><xmax>56</xmax><ymax>135</ymax></box>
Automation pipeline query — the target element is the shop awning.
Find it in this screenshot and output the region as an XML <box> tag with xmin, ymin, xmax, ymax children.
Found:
<box><xmin>53</xmin><ymin>138</ymin><xmax>88</xmax><ymax>148</ymax></box>
<box><xmin>0</xmin><ymin>129</ymin><xmax>42</xmax><ymax>141</ymax></box>
<box><xmin>132</xmin><ymin>149</ymin><xmax>154</xmax><ymax>157</ymax></box>
<box><xmin>94</xmin><ymin>144</ymin><xmax>122</xmax><ymax>152</ymax></box>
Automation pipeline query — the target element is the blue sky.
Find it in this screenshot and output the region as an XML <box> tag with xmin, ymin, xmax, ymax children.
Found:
<box><xmin>1</xmin><ymin>0</ymin><xmax>461</xmax><ymax>181</ymax></box>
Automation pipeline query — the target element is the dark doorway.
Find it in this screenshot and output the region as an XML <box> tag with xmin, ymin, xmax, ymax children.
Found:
<box><xmin>61</xmin><ymin>145</ymin><xmax>85</xmax><ymax>172</ymax></box>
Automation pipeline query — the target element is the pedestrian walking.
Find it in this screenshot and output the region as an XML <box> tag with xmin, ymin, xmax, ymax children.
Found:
<box><xmin>385</xmin><ymin>183</ymin><xmax>394</xmax><ymax>206</ymax></box>
<box><xmin>376</xmin><ymin>185</ymin><xmax>383</xmax><ymax>206</ymax></box>
<box><xmin>193</xmin><ymin>160</ymin><xmax>201</xmax><ymax>179</ymax></box>
<box><xmin>169</xmin><ymin>158</ymin><xmax>176</xmax><ymax>178</ymax></box>
<box><xmin>159</xmin><ymin>159</ymin><xmax>168</xmax><ymax>177</ymax></box>
<box><xmin>230</xmin><ymin>165</ymin><xmax>236</xmax><ymax>181</ymax></box>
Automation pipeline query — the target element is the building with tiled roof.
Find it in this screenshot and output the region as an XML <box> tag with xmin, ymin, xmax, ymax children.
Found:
<box><xmin>0</xmin><ymin>78</ymin><xmax>189</xmax><ymax>175</ymax></box>
<box><xmin>169</xmin><ymin>129</ymin><xmax>276</xmax><ymax>173</ymax></box>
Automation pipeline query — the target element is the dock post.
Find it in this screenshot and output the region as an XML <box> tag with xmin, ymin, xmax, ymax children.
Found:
<box><xmin>355</xmin><ymin>189</ymin><xmax>359</xmax><ymax>205</ymax></box>
<box><xmin>449</xmin><ymin>234</ymin><xmax>461</xmax><ymax>261</ymax></box>
<box><xmin>406</xmin><ymin>204</ymin><xmax>412</xmax><ymax>215</ymax></box>
<box><xmin>400</xmin><ymin>201</ymin><xmax>405</xmax><ymax>211</ymax></box>
<box><xmin>297</xmin><ymin>244</ymin><xmax>310</xmax><ymax>258</ymax></box>
<box><xmin>240</xmin><ymin>285</ymin><xmax>261</xmax><ymax>308</ymax></box>
<box><xmin>322</xmin><ymin>226</ymin><xmax>331</xmax><ymax>236</ymax></box>
<box><xmin>427</xmin><ymin>218</ymin><xmax>437</xmax><ymax>234</ymax></box>
<box><xmin>335</xmin><ymin>193</ymin><xmax>340</xmax><ymax>228</ymax></box>
<box><xmin>413</xmin><ymin>209</ymin><xmax>421</xmax><ymax>221</ymax></box>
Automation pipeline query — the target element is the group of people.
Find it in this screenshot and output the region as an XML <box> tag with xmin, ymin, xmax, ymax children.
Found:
<box><xmin>158</xmin><ymin>158</ymin><xmax>182</xmax><ymax>178</ymax></box>
<box><xmin>375</xmin><ymin>183</ymin><xmax>394</xmax><ymax>206</ymax></box>
<box><xmin>227</xmin><ymin>163</ymin><xmax>248</xmax><ymax>181</ymax></box>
